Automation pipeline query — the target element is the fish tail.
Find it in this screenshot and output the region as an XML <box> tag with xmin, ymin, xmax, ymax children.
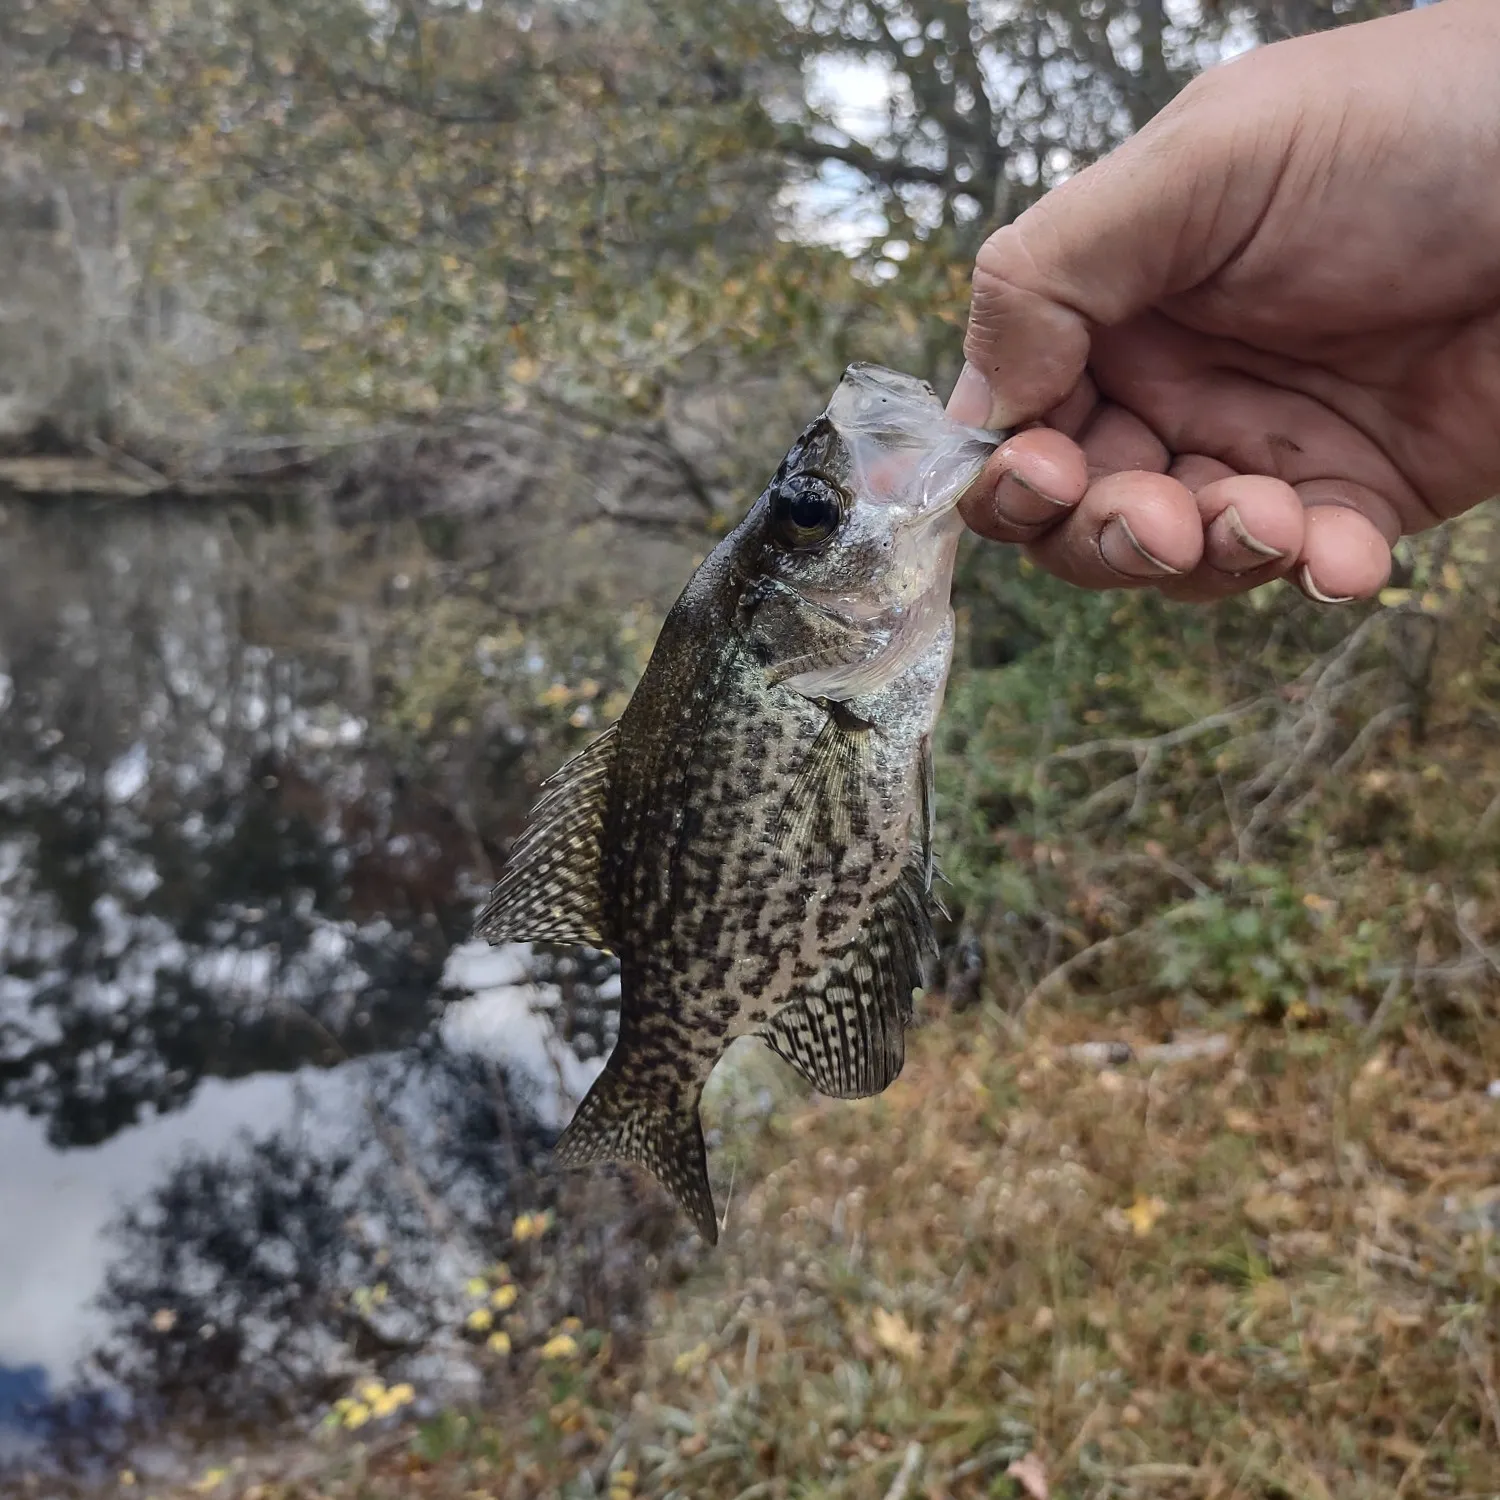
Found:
<box><xmin>553</xmin><ymin>1065</ymin><xmax>718</xmax><ymax>1245</ymax></box>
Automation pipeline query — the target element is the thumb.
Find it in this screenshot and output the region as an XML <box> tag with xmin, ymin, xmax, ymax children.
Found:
<box><xmin>950</xmin><ymin>86</ymin><xmax>1254</xmax><ymax>430</ymax></box>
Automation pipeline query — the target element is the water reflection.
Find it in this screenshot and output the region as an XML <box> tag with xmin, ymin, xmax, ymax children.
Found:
<box><xmin>0</xmin><ymin>496</ymin><xmax>670</xmax><ymax>1481</ymax></box>
<box><xmin>0</xmin><ymin>501</ymin><xmax>476</xmax><ymax>1149</ymax></box>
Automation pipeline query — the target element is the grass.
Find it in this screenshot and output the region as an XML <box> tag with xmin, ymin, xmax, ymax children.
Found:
<box><xmin>140</xmin><ymin>987</ymin><xmax>1500</xmax><ymax>1500</ymax></box>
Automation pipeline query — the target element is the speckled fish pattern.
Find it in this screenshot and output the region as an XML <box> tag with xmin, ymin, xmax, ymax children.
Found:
<box><xmin>475</xmin><ymin>365</ymin><xmax>998</xmax><ymax>1243</ymax></box>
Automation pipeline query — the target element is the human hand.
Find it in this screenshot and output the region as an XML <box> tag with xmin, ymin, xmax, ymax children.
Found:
<box><xmin>948</xmin><ymin>0</ymin><xmax>1500</xmax><ymax>603</ymax></box>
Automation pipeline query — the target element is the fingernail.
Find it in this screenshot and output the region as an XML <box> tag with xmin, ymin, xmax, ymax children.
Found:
<box><xmin>947</xmin><ymin>362</ymin><xmax>1019</xmax><ymax>432</ymax></box>
<box><xmin>1207</xmin><ymin>504</ymin><xmax>1286</xmax><ymax>575</ymax></box>
<box><xmin>946</xmin><ymin>362</ymin><xmax>992</xmax><ymax>427</ymax></box>
<box><xmin>992</xmin><ymin>467</ymin><xmax>1076</xmax><ymax>526</ymax></box>
<box><xmin>1297</xmin><ymin>563</ymin><xmax>1354</xmax><ymax>606</ymax></box>
<box><xmin>1098</xmin><ymin>514</ymin><xmax>1183</xmax><ymax>579</ymax></box>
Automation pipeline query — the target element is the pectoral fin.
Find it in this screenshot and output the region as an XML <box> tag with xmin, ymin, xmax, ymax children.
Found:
<box><xmin>915</xmin><ymin>733</ymin><xmax>950</xmax><ymax>919</ymax></box>
<box><xmin>757</xmin><ymin>868</ymin><xmax>936</xmax><ymax>1099</ymax></box>
<box><xmin>474</xmin><ymin>724</ymin><xmax>618</xmax><ymax>948</ymax></box>
<box><xmin>771</xmin><ymin>703</ymin><xmax>872</xmax><ymax>878</ymax></box>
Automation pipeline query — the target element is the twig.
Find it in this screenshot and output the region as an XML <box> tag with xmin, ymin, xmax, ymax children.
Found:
<box><xmin>1044</xmin><ymin>697</ymin><xmax>1266</xmax><ymax>765</ymax></box>
<box><xmin>84</xmin><ymin>435</ymin><xmax>170</xmax><ymax>490</ymax></box>
<box><xmin>1089</xmin><ymin>851</ymin><xmax>1213</xmax><ymax>899</ymax></box>
<box><xmin>1452</xmin><ymin>899</ymin><xmax>1500</xmax><ymax>980</ymax></box>
<box><xmin>1459</xmin><ymin>1328</ymin><xmax>1500</xmax><ymax>1449</ymax></box>
<box><xmin>881</xmin><ymin>1441</ymin><xmax>924</xmax><ymax>1500</ymax></box>
<box><xmin>1393</xmin><ymin>1401</ymin><xmax>1456</xmax><ymax>1499</ymax></box>
<box><xmin>1020</xmin><ymin>902</ymin><xmax>1198</xmax><ymax>1015</ymax></box>
<box><xmin>1329</xmin><ymin>702</ymin><xmax>1412</xmax><ymax>777</ymax></box>
<box><xmin>1019</xmin><ymin>933</ymin><xmax>1134</xmax><ymax>1016</ymax></box>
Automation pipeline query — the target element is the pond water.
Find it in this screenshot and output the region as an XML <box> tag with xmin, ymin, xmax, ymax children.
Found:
<box><xmin>0</xmin><ymin>493</ymin><xmax>644</xmax><ymax>1482</ymax></box>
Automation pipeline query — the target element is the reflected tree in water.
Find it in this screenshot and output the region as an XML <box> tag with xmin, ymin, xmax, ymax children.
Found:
<box><xmin>0</xmin><ymin>503</ymin><xmax>512</xmax><ymax>1148</ymax></box>
<box><xmin>77</xmin><ymin>1039</ymin><xmax>683</xmax><ymax>1444</ymax></box>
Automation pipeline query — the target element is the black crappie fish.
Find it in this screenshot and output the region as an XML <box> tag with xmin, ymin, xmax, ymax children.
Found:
<box><xmin>475</xmin><ymin>364</ymin><xmax>1000</xmax><ymax>1243</ymax></box>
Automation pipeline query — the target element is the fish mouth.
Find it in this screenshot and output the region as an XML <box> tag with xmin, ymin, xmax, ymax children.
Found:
<box><xmin>824</xmin><ymin>363</ymin><xmax>1002</xmax><ymax>522</ymax></box>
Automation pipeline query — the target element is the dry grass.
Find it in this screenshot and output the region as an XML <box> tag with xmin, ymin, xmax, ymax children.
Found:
<box><xmin>147</xmin><ymin>991</ymin><xmax>1500</xmax><ymax>1500</ymax></box>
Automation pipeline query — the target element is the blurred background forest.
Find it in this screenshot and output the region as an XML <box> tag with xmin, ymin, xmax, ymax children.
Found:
<box><xmin>1</xmin><ymin>1</ymin><xmax>1498</xmax><ymax>1497</ymax></box>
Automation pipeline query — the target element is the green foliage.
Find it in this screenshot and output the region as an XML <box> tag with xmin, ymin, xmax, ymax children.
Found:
<box><xmin>1155</xmin><ymin>865</ymin><xmax>1388</xmax><ymax>1021</ymax></box>
<box><xmin>410</xmin><ymin>1410</ymin><xmax>475</xmax><ymax>1465</ymax></box>
<box><xmin>938</xmin><ymin>514</ymin><xmax>1500</xmax><ymax>1022</ymax></box>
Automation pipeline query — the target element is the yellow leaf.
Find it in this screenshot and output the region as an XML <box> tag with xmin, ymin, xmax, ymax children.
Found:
<box><xmin>1125</xmin><ymin>1194</ymin><xmax>1167</xmax><ymax>1237</ymax></box>
<box><xmin>1377</xmin><ymin>588</ymin><xmax>1411</xmax><ymax>608</ymax></box>
<box><xmin>871</xmin><ymin>1307</ymin><xmax>922</xmax><ymax>1360</ymax></box>
<box><xmin>540</xmin><ymin>1333</ymin><xmax>579</xmax><ymax>1360</ymax></box>
<box><xmin>193</xmin><ymin>1469</ymin><xmax>229</xmax><ymax>1493</ymax></box>
<box><xmin>466</xmin><ymin>1308</ymin><xmax>493</xmax><ymax>1333</ymax></box>
<box><xmin>343</xmin><ymin>1402</ymin><xmax>371</xmax><ymax>1430</ymax></box>
<box><xmin>487</xmin><ymin>1330</ymin><xmax>512</xmax><ymax>1355</ymax></box>
<box><xmin>490</xmin><ymin>1283</ymin><xmax>518</xmax><ymax>1310</ymax></box>
<box><xmin>465</xmin><ymin>1277</ymin><xmax>489</xmax><ymax>1299</ymax></box>
<box><xmin>673</xmin><ymin>1341</ymin><xmax>710</xmax><ymax>1375</ymax></box>
<box><xmin>513</xmin><ymin>1210</ymin><xmax>553</xmax><ymax>1241</ymax></box>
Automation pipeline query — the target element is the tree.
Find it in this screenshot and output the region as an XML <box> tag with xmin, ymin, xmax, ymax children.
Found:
<box><xmin>1</xmin><ymin>0</ymin><xmax>1407</xmax><ymax>455</ymax></box>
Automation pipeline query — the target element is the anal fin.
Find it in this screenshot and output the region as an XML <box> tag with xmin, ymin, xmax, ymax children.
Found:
<box><xmin>474</xmin><ymin>723</ymin><xmax>618</xmax><ymax>948</ymax></box>
<box><xmin>758</xmin><ymin>869</ymin><xmax>936</xmax><ymax>1100</ymax></box>
<box><xmin>554</xmin><ymin>1063</ymin><xmax>718</xmax><ymax>1244</ymax></box>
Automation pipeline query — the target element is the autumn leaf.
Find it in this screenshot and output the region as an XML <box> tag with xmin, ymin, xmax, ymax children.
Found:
<box><xmin>871</xmin><ymin>1307</ymin><xmax>922</xmax><ymax>1360</ymax></box>
<box><xmin>1006</xmin><ymin>1452</ymin><xmax>1050</xmax><ymax>1500</ymax></box>
<box><xmin>1125</xmin><ymin>1194</ymin><xmax>1168</xmax><ymax>1237</ymax></box>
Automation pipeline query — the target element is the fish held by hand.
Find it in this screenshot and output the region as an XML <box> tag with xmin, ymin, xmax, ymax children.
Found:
<box><xmin>474</xmin><ymin>364</ymin><xmax>1002</xmax><ymax>1243</ymax></box>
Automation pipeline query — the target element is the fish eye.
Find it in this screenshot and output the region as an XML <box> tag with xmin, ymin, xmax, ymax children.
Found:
<box><xmin>768</xmin><ymin>473</ymin><xmax>846</xmax><ymax>551</ymax></box>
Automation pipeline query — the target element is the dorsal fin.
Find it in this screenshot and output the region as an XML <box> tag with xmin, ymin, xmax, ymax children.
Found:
<box><xmin>474</xmin><ymin>724</ymin><xmax>618</xmax><ymax>948</ymax></box>
<box><xmin>757</xmin><ymin>867</ymin><xmax>936</xmax><ymax>1100</ymax></box>
<box><xmin>553</xmin><ymin>1063</ymin><xmax>717</xmax><ymax>1244</ymax></box>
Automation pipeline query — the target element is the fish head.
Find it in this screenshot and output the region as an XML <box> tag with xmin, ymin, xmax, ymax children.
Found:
<box><xmin>738</xmin><ymin>363</ymin><xmax>1002</xmax><ymax>702</ymax></box>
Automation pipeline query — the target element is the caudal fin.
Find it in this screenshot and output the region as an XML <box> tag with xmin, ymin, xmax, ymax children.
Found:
<box><xmin>554</xmin><ymin>1065</ymin><xmax>718</xmax><ymax>1244</ymax></box>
